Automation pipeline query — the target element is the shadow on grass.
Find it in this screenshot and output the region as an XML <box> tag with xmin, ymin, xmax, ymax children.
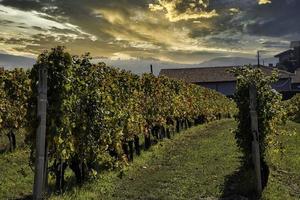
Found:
<box><xmin>220</xmin><ymin>160</ymin><xmax>269</xmax><ymax>200</ymax></box>
<box><xmin>0</xmin><ymin>148</ymin><xmax>7</xmax><ymax>154</ymax></box>
<box><xmin>0</xmin><ymin>136</ymin><xmax>8</xmax><ymax>154</ymax></box>
<box><xmin>14</xmin><ymin>195</ymin><xmax>32</xmax><ymax>200</ymax></box>
<box><xmin>220</xmin><ymin>163</ymin><xmax>257</xmax><ymax>200</ymax></box>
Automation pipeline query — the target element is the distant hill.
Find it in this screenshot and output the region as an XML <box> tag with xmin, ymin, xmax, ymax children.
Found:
<box><xmin>92</xmin><ymin>58</ymin><xmax>200</xmax><ymax>75</ymax></box>
<box><xmin>0</xmin><ymin>53</ymin><xmax>278</xmax><ymax>75</ymax></box>
<box><xmin>95</xmin><ymin>56</ymin><xmax>279</xmax><ymax>75</ymax></box>
<box><xmin>0</xmin><ymin>54</ymin><xmax>36</xmax><ymax>69</ymax></box>
<box><xmin>199</xmin><ymin>56</ymin><xmax>278</xmax><ymax>67</ymax></box>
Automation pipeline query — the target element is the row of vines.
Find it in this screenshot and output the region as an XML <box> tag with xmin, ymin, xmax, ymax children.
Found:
<box><xmin>1</xmin><ymin>47</ymin><xmax>237</xmax><ymax>192</ymax></box>
<box><xmin>231</xmin><ymin>66</ymin><xmax>288</xmax><ymax>196</ymax></box>
<box><xmin>0</xmin><ymin>67</ymin><xmax>31</xmax><ymax>151</ymax></box>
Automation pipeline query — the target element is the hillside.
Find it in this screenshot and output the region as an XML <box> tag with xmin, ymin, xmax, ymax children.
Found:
<box><xmin>0</xmin><ymin>53</ymin><xmax>35</xmax><ymax>69</ymax></box>
<box><xmin>0</xmin><ymin>53</ymin><xmax>277</xmax><ymax>75</ymax></box>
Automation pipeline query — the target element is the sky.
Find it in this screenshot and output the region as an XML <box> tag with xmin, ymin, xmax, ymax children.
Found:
<box><xmin>0</xmin><ymin>0</ymin><xmax>299</xmax><ymax>64</ymax></box>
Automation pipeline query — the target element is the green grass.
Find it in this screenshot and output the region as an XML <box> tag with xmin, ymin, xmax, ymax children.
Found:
<box><xmin>0</xmin><ymin>149</ymin><xmax>33</xmax><ymax>200</ymax></box>
<box><xmin>0</xmin><ymin>129</ymin><xmax>33</xmax><ymax>200</ymax></box>
<box><xmin>262</xmin><ymin>121</ymin><xmax>300</xmax><ymax>200</ymax></box>
<box><xmin>0</xmin><ymin>120</ymin><xmax>299</xmax><ymax>200</ymax></box>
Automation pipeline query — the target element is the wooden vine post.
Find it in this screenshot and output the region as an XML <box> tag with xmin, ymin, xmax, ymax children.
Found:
<box><xmin>33</xmin><ymin>64</ymin><xmax>48</xmax><ymax>200</ymax></box>
<box><xmin>249</xmin><ymin>84</ymin><xmax>262</xmax><ymax>196</ymax></box>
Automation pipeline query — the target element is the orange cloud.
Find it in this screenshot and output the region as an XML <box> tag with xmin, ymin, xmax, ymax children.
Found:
<box><xmin>258</xmin><ymin>0</ymin><xmax>272</xmax><ymax>5</ymax></box>
<box><xmin>149</xmin><ymin>0</ymin><xmax>218</xmax><ymax>22</ymax></box>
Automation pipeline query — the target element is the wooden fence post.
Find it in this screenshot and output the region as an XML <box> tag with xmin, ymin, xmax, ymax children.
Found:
<box><xmin>33</xmin><ymin>64</ymin><xmax>48</xmax><ymax>200</ymax></box>
<box><xmin>249</xmin><ymin>84</ymin><xmax>262</xmax><ymax>196</ymax></box>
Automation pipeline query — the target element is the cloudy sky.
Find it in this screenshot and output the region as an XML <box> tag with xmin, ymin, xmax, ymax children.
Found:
<box><xmin>0</xmin><ymin>0</ymin><xmax>299</xmax><ymax>64</ymax></box>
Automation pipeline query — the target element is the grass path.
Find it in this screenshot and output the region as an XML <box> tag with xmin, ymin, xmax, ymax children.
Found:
<box><xmin>51</xmin><ymin>119</ymin><xmax>242</xmax><ymax>200</ymax></box>
<box><xmin>108</xmin><ymin>120</ymin><xmax>240</xmax><ymax>200</ymax></box>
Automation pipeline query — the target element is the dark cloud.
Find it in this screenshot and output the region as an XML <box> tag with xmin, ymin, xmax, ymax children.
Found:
<box><xmin>206</xmin><ymin>36</ymin><xmax>241</xmax><ymax>47</ymax></box>
<box><xmin>0</xmin><ymin>0</ymin><xmax>45</xmax><ymax>11</ymax></box>
<box><xmin>0</xmin><ymin>37</ymin><xmax>35</xmax><ymax>45</ymax></box>
<box><xmin>262</xmin><ymin>40</ymin><xmax>290</xmax><ymax>48</ymax></box>
<box><xmin>31</xmin><ymin>26</ymin><xmax>44</xmax><ymax>31</ymax></box>
<box><xmin>245</xmin><ymin>0</ymin><xmax>300</xmax><ymax>37</ymax></box>
<box><xmin>0</xmin><ymin>19</ymin><xmax>14</xmax><ymax>25</ymax></box>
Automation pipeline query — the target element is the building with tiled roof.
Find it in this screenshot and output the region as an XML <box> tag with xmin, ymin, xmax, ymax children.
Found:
<box><xmin>160</xmin><ymin>66</ymin><xmax>295</xmax><ymax>98</ymax></box>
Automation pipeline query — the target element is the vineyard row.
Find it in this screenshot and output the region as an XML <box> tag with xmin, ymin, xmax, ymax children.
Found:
<box><xmin>0</xmin><ymin>47</ymin><xmax>237</xmax><ymax>191</ymax></box>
